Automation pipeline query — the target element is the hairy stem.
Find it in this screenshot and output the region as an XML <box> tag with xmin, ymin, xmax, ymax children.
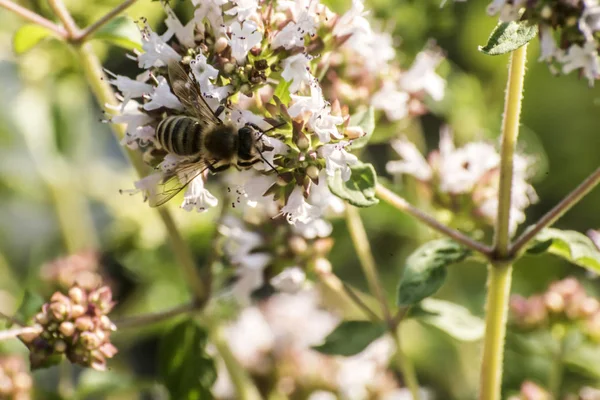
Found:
<box><xmin>74</xmin><ymin>0</ymin><xmax>138</xmax><ymax>42</ymax></box>
<box><xmin>0</xmin><ymin>326</ymin><xmax>42</xmax><ymax>341</ymax></box>
<box><xmin>511</xmin><ymin>166</ymin><xmax>600</xmax><ymax>256</ymax></box>
<box><xmin>0</xmin><ymin>0</ymin><xmax>67</xmax><ymax>37</ymax></box>
<box><xmin>345</xmin><ymin>206</ymin><xmax>420</xmax><ymax>400</ymax></box>
<box><xmin>73</xmin><ymin>42</ymin><xmax>208</xmax><ymax>302</ymax></box>
<box><xmin>479</xmin><ymin>263</ymin><xmax>512</xmax><ymax>400</ymax></box>
<box><xmin>47</xmin><ymin>0</ymin><xmax>80</xmax><ymax>37</ymax></box>
<box><xmin>211</xmin><ymin>326</ymin><xmax>262</xmax><ymax>400</ymax></box>
<box><xmin>376</xmin><ymin>184</ymin><xmax>491</xmax><ymax>256</ymax></box>
<box><xmin>480</xmin><ymin>44</ymin><xmax>528</xmax><ymax>400</ymax></box>
<box><xmin>493</xmin><ymin>45</ymin><xmax>528</xmax><ymax>258</ymax></box>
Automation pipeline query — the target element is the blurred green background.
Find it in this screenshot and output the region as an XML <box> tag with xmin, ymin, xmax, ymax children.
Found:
<box><xmin>0</xmin><ymin>0</ymin><xmax>599</xmax><ymax>398</ymax></box>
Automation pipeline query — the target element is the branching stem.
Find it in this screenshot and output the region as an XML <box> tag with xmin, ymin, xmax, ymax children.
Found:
<box><xmin>74</xmin><ymin>0</ymin><xmax>139</xmax><ymax>43</ymax></box>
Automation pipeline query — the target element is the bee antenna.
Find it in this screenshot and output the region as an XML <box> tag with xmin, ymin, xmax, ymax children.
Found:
<box><xmin>257</xmin><ymin>149</ymin><xmax>281</xmax><ymax>177</ymax></box>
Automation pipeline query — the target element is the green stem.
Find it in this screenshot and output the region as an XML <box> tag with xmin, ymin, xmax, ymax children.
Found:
<box><xmin>479</xmin><ymin>263</ymin><xmax>512</xmax><ymax>400</ymax></box>
<box><xmin>548</xmin><ymin>329</ymin><xmax>566</xmax><ymax>398</ymax></box>
<box><xmin>73</xmin><ymin>42</ymin><xmax>208</xmax><ymax>303</ymax></box>
<box><xmin>47</xmin><ymin>0</ymin><xmax>80</xmax><ymax>37</ymax></box>
<box><xmin>510</xmin><ymin>166</ymin><xmax>600</xmax><ymax>256</ymax></box>
<box><xmin>493</xmin><ymin>45</ymin><xmax>528</xmax><ymax>258</ymax></box>
<box><xmin>376</xmin><ymin>184</ymin><xmax>491</xmax><ymax>256</ymax></box>
<box><xmin>0</xmin><ymin>0</ymin><xmax>67</xmax><ymax>37</ymax></box>
<box><xmin>345</xmin><ymin>206</ymin><xmax>420</xmax><ymax>400</ymax></box>
<box><xmin>210</xmin><ymin>326</ymin><xmax>262</xmax><ymax>400</ymax></box>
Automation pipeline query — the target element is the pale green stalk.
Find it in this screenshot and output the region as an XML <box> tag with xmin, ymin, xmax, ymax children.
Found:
<box><xmin>480</xmin><ymin>44</ymin><xmax>528</xmax><ymax>400</ymax></box>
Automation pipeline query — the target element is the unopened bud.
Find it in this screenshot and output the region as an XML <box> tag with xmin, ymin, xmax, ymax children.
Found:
<box><xmin>289</xmin><ymin>236</ymin><xmax>308</xmax><ymax>255</ymax></box>
<box><xmin>34</xmin><ymin>312</ymin><xmax>48</xmax><ymax>325</ymax></box>
<box><xmin>75</xmin><ymin>316</ymin><xmax>94</xmax><ymax>332</ymax></box>
<box><xmin>80</xmin><ymin>332</ymin><xmax>101</xmax><ymax>350</ymax></box>
<box><xmin>250</xmin><ymin>46</ymin><xmax>262</xmax><ymax>57</ymax></box>
<box><xmin>215</xmin><ymin>36</ymin><xmax>228</xmax><ymax>53</ymax></box>
<box><xmin>306</xmin><ymin>165</ymin><xmax>320</xmax><ymax>180</ymax></box>
<box><xmin>49</xmin><ymin>302</ymin><xmax>70</xmax><ymax>321</ymax></box>
<box><xmin>540</xmin><ymin>5</ymin><xmax>552</xmax><ymax>19</ymax></box>
<box><xmin>240</xmin><ymin>84</ymin><xmax>252</xmax><ymax>96</ymax></box>
<box><xmin>71</xmin><ymin>304</ymin><xmax>86</xmax><ymax>319</ymax></box>
<box><xmin>544</xmin><ymin>291</ymin><xmax>565</xmax><ymax>313</ymax></box>
<box><xmin>580</xmin><ymin>298</ymin><xmax>600</xmax><ymax>317</ymax></box>
<box><xmin>68</xmin><ymin>286</ymin><xmax>85</xmax><ymax>304</ymax></box>
<box><xmin>54</xmin><ymin>339</ymin><xmax>67</xmax><ymax>353</ymax></box>
<box><xmin>223</xmin><ymin>63</ymin><xmax>235</xmax><ymax>74</ymax></box>
<box><xmin>296</xmin><ymin>135</ymin><xmax>310</xmax><ymax>151</ymax></box>
<box><xmin>314</xmin><ymin>258</ymin><xmax>332</xmax><ymax>275</ymax></box>
<box><xmin>345</xmin><ymin>126</ymin><xmax>365</xmax><ymax>140</ymax></box>
<box><xmin>99</xmin><ymin>315</ymin><xmax>116</xmax><ymax>331</ymax></box>
<box><xmin>59</xmin><ymin>322</ymin><xmax>75</xmax><ymax>337</ymax></box>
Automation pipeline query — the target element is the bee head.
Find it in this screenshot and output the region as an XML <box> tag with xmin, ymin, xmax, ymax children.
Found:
<box><xmin>237</xmin><ymin>124</ymin><xmax>261</xmax><ymax>161</ymax></box>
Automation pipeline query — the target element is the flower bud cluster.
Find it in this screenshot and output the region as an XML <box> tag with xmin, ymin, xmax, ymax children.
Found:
<box><xmin>20</xmin><ymin>285</ymin><xmax>118</xmax><ymax>371</ymax></box>
<box><xmin>386</xmin><ymin>126</ymin><xmax>537</xmax><ymax>234</ymax></box>
<box><xmin>40</xmin><ymin>250</ymin><xmax>103</xmax><ymax>291</ymax></box>
<box><xmin>0</xmin><ymin>356</ymin><xmax>32</xmax><ymax>400</ymax></box>
<box><xmin>108</xmin><ymin>0</ymin><xmax>444</xmax><ymax>225</ymax></box>
<box><xmin>487</xmin><ymin>0</ymin><xmax>600</xmax><ymax>86</ymax></box>
<box><xmin>510</xmin><ymin>277</ymin><xmax>600</xmax><ymax>341</ymax></box>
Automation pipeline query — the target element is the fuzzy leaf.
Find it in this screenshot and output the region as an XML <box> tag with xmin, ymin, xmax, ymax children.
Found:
<box><xmin>158</xmin><ymin>319</ymin><xmax>216</xmax><ymax>400</ymax></box>
<box><xmin>409</xmin><ymin>298</ymin><xmax>484</xmax><ymax>341</ymax></box>
<box><xmin>92</xmin><ymin>16</ymin><xmax>142</xmax><ymax>51</ymax></box>
<box><xmin>478</xmin><ymin>20</ymin><xmax>538</xmax><ymax>56</ymax></box>
<box><xmin>312</xmin><ymin>320</ymin><xmax>387</xmax><ymax>356</ymax></box>
<box><xmin>526</xmin><ymin>228</ymin><xmax>600</xmax><ymax>273</ymax></box>
<box><xmin>14</xmin><ymin>290</ymin><xmax>44</xmax><ymax>324</ymax></box>
<box><xmin>13</xmin><ymin>24</ymin><xmax>55</xmax><ymax>54</ymax></box>
<box><xmin>397</xmin><ymin>239</ymin><xmax>471</xmax><ymax>306</ymax></box>
<box><xmin>347</xmin><ymin>107</ymin><xmax>375</xmax><ymax>150</ymax></box>
<box><xmin>327</xmin><ymin>162</ymin><xmax>379</xmax><ymax>207</ymax></box>
<box><xmin>274</xmin><ymin>79</ymin><xmax>292</xmax><ymax>105</ymax></box>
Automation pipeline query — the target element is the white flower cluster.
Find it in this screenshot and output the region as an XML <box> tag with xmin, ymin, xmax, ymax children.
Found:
<box><xmin>487</xmin><ymin>0</ymin><xmax>600</xmax><ymax>85</ymax></box>
<box><xmin>387</xmin><ymin>127</ymin><xmax>538</xmax><ymax>234</ymax></box>
<box><xmin>107</xmin><ymin>0</ymin><xmax>391</xmax><ymax>225</ymax></box>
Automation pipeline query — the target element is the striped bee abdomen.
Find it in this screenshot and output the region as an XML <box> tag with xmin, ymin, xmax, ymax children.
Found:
<box><xmin>156</xmin><ymin>116</ymin><xmax>204</xmax><ymax>156</ymax></box>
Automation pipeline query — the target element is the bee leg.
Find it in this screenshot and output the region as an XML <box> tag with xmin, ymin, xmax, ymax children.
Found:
<box><xmin>207</xmin><ymin>162</ymin><xmax>231</xmax><ymax>174</ymax></box>
<box><xmin>214</xmin><ymin>105</ymin><xmax>225</xmax><ymax>119</ymax></box>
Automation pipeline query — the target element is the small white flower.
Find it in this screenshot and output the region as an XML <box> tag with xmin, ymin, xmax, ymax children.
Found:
<box><xmin>193</xmin><ymin>0</ymin><xmax>226</xmax><ymax>36</ymax></box>
<box><xmin>386</xmin><ymin>137</ymin><xmax>433</xmax><ymax>181</ymax></box>
<box><xmin>400</xmin><ymin>49</ymin><xmax>446</xmax><ymax>101</ymax></box>
<box><xmin>225</xmin><ymin>169</ymin><xmax>277</xmax><ymax>207</ymax></box>
<box><xmin>164</xmin><ymin>6</ymin><xmax>196</xmax><ymax>48</ymax></box>
<box><xmin>272</xmin><ymin>11</ymin><xmax>317</xmax><ymax>49</ymax></box>
<box><xmin>107</xmin><ymin>102</ymin><xmax>155</xmax><ymax>149</ymax></box>
<box><xmin>223</xmin><ymin>307</ymin><xmax>274</xmax><ymax>367</ymax></box>
<box><xmin>289</xmin><ymin>84</ymin><xmax>343</xmax><ymax>142</ymax></box>
<box><xmin>333</xmin><ymin>0</ymin><xmax>370</xmax><ymax>38</ymax></box>
<box><xmin>228</xmin><ymin>21</ymin><xmax>263</xmax><ymax>64</ymax></box>
<box><xmin>318</xmin><ymin>142</ymin><xmax>359</xmax><ymax>182</ymax></box>
<box><xmin>224</xmin><ymin>0</ymin><xmax>259</xmax><ymax>21</ymax></box>
<box><xmin>143</xmin><ymin>76</ymin><xmax>184</xmax><ymax>111</ymax></box>
<box><xmin>278</xmin><ymin>186</ymin><xmax>320</xmax><ymax>224</ymax></box>
<box><xmin>133</xmin><ymin>172</ymin><xmax>164</xmax><ymax>202</ymax></box>
<box><xmin>136</xmin><ymin>25</ymin><xmax>181</xmax><ymax>69</ymax></box>
<box><xmin>371</xmin><ymin>82</ymin><xmax>410</xmax><ymax>121</ymax></box>
<box><xmin>105</xmin><ymin>71</ymin><xmax>153</xmax><ymax>110</ymax></box>
<box><xmin>181</xmin><ymin>175</ymin><xmax>219</xmax><ymax>212</ymax></box>
<box><xmin>292</xmin><ymin>218</ymin><xmax>333</xmax><ymax>239</ymax></box>
<box><xmin>560</xmin><ymin>41</ymin><xmax>600</xmax><ymax>86</ymax></box>
<box><xmin>190</xmin><ymin>54</ymin><xmax>233</xmax><ymax>106</ymax></box>
<box><xmin>281</xmin><ymin>53</ymin><xmax>314</xmax><ymax>93</ymax></box>
<box><xmin>579</xmin><ymin>0</ymin><xmax>600</xmax><ymax>42</ymax></box>
<box><xmin>538</xmin><ymin>25</ymin><xmax>558</xmax><ymax>62</ymax></box>
<box><xmin>308</xmin><ymin>171</ymin><xmax>346</xmax><ymax>216</ymax></box>
<box><xmin>270</xmin><ymin>267</ymin><xmax>306</xmax><ymax>293</ymax></box>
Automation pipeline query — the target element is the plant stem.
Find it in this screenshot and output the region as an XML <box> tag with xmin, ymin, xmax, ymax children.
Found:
<box><xmin>115</xmin><ymin>302</ymin><xmax>197</xmax><ymax>329</ymax></box>
<box><xmin>47</xmin><ymin>0</ymin><xmax>79</xmax><ymax>38</ymax></box>
<box><xmin>73</xmin><ymin>42</ymin><xmax>208</xmax><ymax>303</ymax></box>
<box><xmin>0</xmin><ymin>0</ymin><xmax>67</xmax><ymax>37</ymax></box>
<box><xmin>510</xmin><ymin>166</ymin><xmax>600</xmax><ymax>256</ymax></box>
<box><xmin>548</xmin><ymin>329</ymin><xmax>566</xmax><ymax>398</ymax></box>
<box><xmin>376</xmin><ymin>184</ymin><xmax>491</xmax><ymax>256</ymax></box>
<box><xmin>345</xmin><ymin>206</ymin><xmax>392</xmax><ymax>322</ymax></box>
<box><xmin>481</xmin><ymin>44</ymin><xmax>528</xmax><ymax>400</ymax></box>
<box><xmin>493</xmin><ymin>45</ymin><xmax>528</xmax><ymax>258</ymax></box>
<box><xmin>345</xmin><ymin>206</ymin><xmax>420</xmax><ymax>400</ymax></box>
<box><xmin>0</xmin><ymin>326</ymin><xmax>42</xmax><ymax>341</ymax></box>
<box><xmin>74</xmin><ymin>0</ymin><xmax>138</xmax><ymax>43</ymax></box>
<box><xmin>479</xmin><ymin>263</ymin><xmax>512</xmax><ymax>400</ymax></box>
<box><xmin>210</xmin><ymin>326</ymin><xmax>262</xmax><ymax>400</ymax></box>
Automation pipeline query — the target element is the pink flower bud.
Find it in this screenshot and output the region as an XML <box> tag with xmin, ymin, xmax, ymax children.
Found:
<box><xmin>71</xmin><ymin>304</ymin><xmax>86</xmax><ymax>319</ymax></box>
<box><xmin>543</xmin><ymin>291</ymin><xmax>565</xmax><ymax>313</ymax></box>
<box><xmin>54</xmin><ymin>339</ymin><xmax>67</xmax><ymax>353</ymax></box>
<box><xmin>49</xmin><ymin>302</ymin><xmax>70</xmax><ymax>321</ymax></box>
<box><xmin>34</xmin><ymin>312</ymin><xmax>48</xmax><ymax>326</ymax></box>
<box><xmin>59</xmin><ymin>322</ymin><xmax>75</xmax><ymax>337</ymax></box>
<box><xmin>80</xmin><ymin>332</ymin><xmax>101</xmax><ymax>350</ymax></box>
<box><xmin>75</xmin><ymin>316</ymin><xmax>95</xmax><ymax>332</ymax></box>
<box><xmin>99</xmin><ymin>315</ymin><xmax>116</xmax><ymax>331</ymax></box>
<box><xmin>215</xmin><ymin>36</ymin><xmax>228</xmax><ymax>53</ymax></box>
<box><xmin>345</xmin><ymin>126</ymin><xmax>365</xmax><ymax>140</ymax></box>
<box><xmin>98</xmin><ymin>342</ymin><xmax>118</xmax><ymax>358</ymax></box>
<box><xmin>68</xmin><ymin>286</ymin><xmax>85</xmax><ymax>305</ymax></box>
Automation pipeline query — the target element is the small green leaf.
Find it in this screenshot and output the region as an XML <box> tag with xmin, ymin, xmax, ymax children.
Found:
<box><xmin>13</xmin><ymin>24</ymin><xmax>56</xmax><ymax>54</ymax></box>
<box><xmin>14</xmin><ymin>290</ymin><xmax>44</xmax><ymax>324</ymax></box>
<box><xmin>273</xmin><ymin>79</ymin><xmax>292</xmax><ymax>105</ymax></box>
<box><xmin>409</xmin><ymin>298</ymin><xmax>484</xmax><ymax>341</ymax></box>
<box><xmin>525</xmin><ymin>238</ymin><xmax>553</xmax><ymax>255</ymax></box>
<box><xmin>478</xmin><ymin>20</ymin><xmax>538</xmax><ymax>56</ymax></box>
<box><xmin>327</xmin><ymin>162</ymin><xmax>379</xmax><ymax>207</ymax></box>
<box><xmin>527</xmin><ymin>228</ymin><xmax>600</xmax><ymax>273</ymax></box>
<box><xmin>312</xmin><ymin>320</ymin><xmax>387</xmax><ymax>356</ymax></box>
<box><xmin>564</xmin><ymin>343</ymin><xmax>600</xmax><ymax>380</ymax></box>
<box><xmin>158</xmin><ymin>319</ymin><xmax>216</xmax><ymax>400</ymax></box>
<box><xmin>92</xmin><ymin>16</ymin><xmax>142</xmax><ymax>51</ymax></box>
<box><xmin>347</xmin><ymin>107</ymin><xmax>375</xmax><ymax>150</ymax></box>
<box><xmin>397</xmin><ymin>239</ymin><xmax>471</xmax><ymax>306</ymax></box>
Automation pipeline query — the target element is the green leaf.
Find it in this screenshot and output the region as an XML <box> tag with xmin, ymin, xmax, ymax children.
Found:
<box><xmin>347</xmin><ymin>107</ymin><xmax>375</xmax><ymax>150</ymax></box>
<box><xmin>397</xmin><ymin>239</ymin><xmax>471</xmax><ymax>306</ymax></box>
<box><xmin>526</xmin><ymin>228</ymin><xmax>600</xmax><ymax>273</ymax></box>
<box><xmin>478</xmin><ymin>20</ymin><xmax>538</xmax><ymax>56</ymax></box>
<box><xmin>327</xmin><ymin>162</ymin><xmax>379</xmax><ymax>207</ymax></box>
<box><xmin>273</xmin><ymin>79</ymin><xmax>292</xmax><ymax>105</ymax></box>
<box><xmin>76</xmin><ymin>369</ymin><xmax>135</xmax><ymax>398</ymax></box>
<box><xmin>158</xmin><ymin>319</ymin><xmax>216</xmax><ymax>400</ymax></box>
<box><xmin>409</xmin><ymin>298</ymin><xmax>484</xmax><ymax>341</ymax></box>
<box><xmin>13</xmin><ymin>24</ymin><xmax>56</xmax><ymax>55</ymax></box>
<box><xmin>312</xmin><ymin>320</ymin><xmax>387</xmax><ymax>356</ymax></box>
<box><xmin>564</xmin><ymin>343</ymin><xmax>600</xmax><ymax>380</ymax></box>
<box><xmin>92</xmin><ymin>16</ymin><xmax>142</xmax><ymax>51</ymax></box>
<box><xmin>14</xmin><ymin>290</ymin><xmax>44</xmax><ymax>324</ymax></box>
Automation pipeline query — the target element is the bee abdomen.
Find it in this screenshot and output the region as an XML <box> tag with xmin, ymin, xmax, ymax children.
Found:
<box><xmin>156</xmin><ymin>116</ymin><xmax>203</xmax><ymax>156</ymax></box>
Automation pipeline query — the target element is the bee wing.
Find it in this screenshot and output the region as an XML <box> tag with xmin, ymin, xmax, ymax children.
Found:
<box><xmin>167</xmin><ymin>60</ymin><xmax>222</xmax><ymax>127</ymax></box>
<box><xmin>147</xmin><ymin>161</ymin><xmax>209</xmax><ymax>207</ymax></box>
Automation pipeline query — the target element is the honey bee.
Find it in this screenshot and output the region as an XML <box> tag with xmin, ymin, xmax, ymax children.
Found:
<box><xmin>147</xmin><ymin>60</ymin><xmax>279</xmax><ymax>207</ymax></box>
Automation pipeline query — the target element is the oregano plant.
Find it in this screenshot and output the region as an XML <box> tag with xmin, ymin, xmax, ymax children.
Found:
<box><xmin>0</xmin><ymin>0</ymin><xmax>599</xmax><ymax>399</ymax></box>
